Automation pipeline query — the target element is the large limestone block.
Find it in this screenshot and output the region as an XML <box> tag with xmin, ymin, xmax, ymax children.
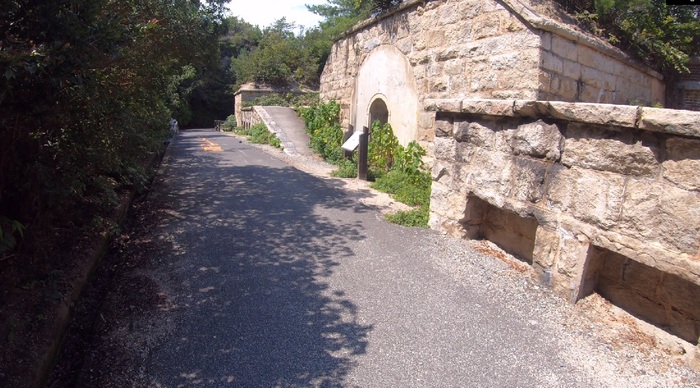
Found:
<box><xmin>425</xmin><ymin>99</ymin><xmax>461</xmax><ymax>112</ymax></box>
<box><xmin>562</xmin><ymin>123</ymin><xmax>660</xmax><ymax>176</ymax></box>
<box><xmin>510</xmin><ymin>157</ymin><xmax>549</xmax><ymax>203</ymax></box>
<box><xmin>639</xmin><ymin>107</ymin><xmax>700</xmax><ymax>137</ymax></box>
<box><xmin>663</xmin><ymin>138</ymin><xmax>700</xmax><ymax>191</ymax></box>
<box><xmin>533</xmin><ymin>227</ymin><xmax>560</xmax><ymax>269</ymax></box>
<box><xmin>511</xmin><ymin>119</ymin><xmax>563</xmax><ymax>161</ymax></box>
<box><xmin>472</xmin><ymin>13</ymin><xmax>500</xmax><ymax>40</ymax></box>
<box><xmin>435</xmin><ymin>116</ymin><xmax>454</xmax><ymax>138</ymax></box>
<box><xmin>435</xmin><ymin>2</ymin><xmax>462</xmax><ymax>26</ymax></box>
<box><xmin>499</xmin><ymin>11</ymin><xmax>526</xmax><ymax>33</ymax></box>
<box><xmin>541</xmin><ymin>51</ymin><xmax>563</xmax><ymax>74</ymax></box>
<box><xmin>547</xmin><ymin>166</ymin><xmax>626</xmax><ymax>230</ymax></box>
<box><xmin>460</xmin><ymin>99</ymin><xmax>515</xmax><ymax>116</ymax></box>
<box><xmin>431</xmin><ymin>161</ymin><xmax>453</xmax><ymax>185</ymax></box>
<box><xmin>465</xmin><ymin>149</ymin><xmax>513</xmax><ymax>203</ymax></box>
<box><xmin>551</xmin><ymin>35</ymin><xmax>578</xmax><ymax>62</ymax></box>
<box><xmin>430</xmin><ymin>181</ymin><xmax>468</xmax><ymax>221</ymax></box>
<box><xmin>455</xmin><ymin>141</ymin><xmax>478</xmax><ymax>164</ymax></box>
<box><xmin>433</xmin><ymin>137</ymin><xmax>458</xmax><ymax>161</ymax></box>
<box><xmin>618</xmin><ymin>179</ymin><xmax>700</xmax><ymax>255</ymax></box>
<box><xmin>546</xmin><ymin>102</ymin><xmax>639</xmax><ymax>128</ymax></box>
<box><xmin>556</xmin><ymin>233</ymin><xmax>591</xmax><ymax>302</ymax></box>
<box><xmin>454</xmin><ymin>121</ymin><xmax>498</xmax><ymax>147</ymax></box>
<box><xmin>548</xmin><ymin>74</ymin><xmax>578</xmax><ymax>101</ymax></box>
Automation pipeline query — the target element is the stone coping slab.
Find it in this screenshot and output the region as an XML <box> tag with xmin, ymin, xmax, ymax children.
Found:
<box><xmin>425</xmin><ymin>99</ymin><xmax>700</xmax><ymax>138</ymax></box>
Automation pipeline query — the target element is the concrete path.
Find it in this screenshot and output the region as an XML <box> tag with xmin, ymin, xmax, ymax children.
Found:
<box><xmin>256</xmin><ymin>106</ymin><xmax>314</xmax><ymax>157</ymax></box>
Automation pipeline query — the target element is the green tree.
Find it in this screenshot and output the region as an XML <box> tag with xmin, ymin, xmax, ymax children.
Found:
<box><xmin>0</xmin><ymin>0</ymin><xmax>226</xmax><ymax>254</ymax></box>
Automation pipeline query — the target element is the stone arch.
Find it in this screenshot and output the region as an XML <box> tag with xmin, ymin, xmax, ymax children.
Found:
<box><xmin>351</xmin><ymin>45</ymin><xmax>418</xmax><ymax>146</ymax></box>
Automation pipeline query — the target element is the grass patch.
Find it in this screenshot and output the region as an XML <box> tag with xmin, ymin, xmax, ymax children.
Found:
<box><xmin>235</xmin><ymin>123</ymin><xmax>281</xmax><ymax>148</ymax></box>
<box><xmin>372</xmin><ymin>170</ymin><xmax>432</xmax><ymax>228</ymax></box>
<box><xmin>385</xmin><ymin>208</ymin><xmax>429</xmax><ymax>228</ymax></box>
<box><xmin>331</xmin><ymin>158</ymin><xmax>357</xmax><ymax>178</ymax></box>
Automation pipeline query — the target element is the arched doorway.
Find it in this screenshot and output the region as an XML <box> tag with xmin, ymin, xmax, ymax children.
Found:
<box><xmin>368</xmin><ymin>97</ymin><xmax>389</xmax><ymax>129</ymax></box>
<box><xmin>351</xmin><ymin>45</ymin><xmax>418</xmax><ymax>146</ymax></box>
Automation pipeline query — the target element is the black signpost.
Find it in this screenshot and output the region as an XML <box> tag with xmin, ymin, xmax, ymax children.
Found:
<box><xmin>358</xmin><ymin>126</ymin><xmax>369</xmax><ymax>181</ymax></box>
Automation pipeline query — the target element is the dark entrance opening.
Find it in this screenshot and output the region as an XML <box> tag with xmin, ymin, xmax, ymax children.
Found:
<box><xmin>580</xmin><ymin>245</ymin><xmax>700</xmax><ymax>345</ymax></box>
<box><xmin>368</xmin><ymin>98</ymin><xmax>389</xmax><ymax>128</ymax></box>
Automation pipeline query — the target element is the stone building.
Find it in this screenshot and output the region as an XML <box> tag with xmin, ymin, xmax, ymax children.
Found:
<box><xmin>320</xmin><ymin>0</ymin><xmax>665</xmax><ymax>149</ymax></box>
<box><xmin>320</xmin><ymin>0</ymin><xmax>700</xmax><ymax>366</ymax></box>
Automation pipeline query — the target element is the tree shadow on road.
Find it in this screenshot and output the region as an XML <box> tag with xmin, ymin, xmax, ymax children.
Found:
<box><xmin>147</xmin><ymin>137</ymin><xmax>375</xmax><ymax>386</ymax></box>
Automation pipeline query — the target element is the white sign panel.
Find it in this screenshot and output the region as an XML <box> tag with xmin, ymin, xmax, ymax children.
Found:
<box><xmin>341</xmin><ymin>131</ymin><xmax>362</xmax><ymax>152</ymax></box>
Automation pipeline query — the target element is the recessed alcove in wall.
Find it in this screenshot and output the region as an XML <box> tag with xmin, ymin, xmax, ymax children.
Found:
<box><xmin>462</xmin><ymin>195</ymin><xmax>537</xmax><ymax>264</ymax></box>
<box><xmin>368</xmin><ymin>97</ymin><xmax>389</xmax><ymax>128</ymax></box>
<box><xmin>579</xmin><ymin>245</ymin><xmax>700</xmax><ymax>345</ymax></box>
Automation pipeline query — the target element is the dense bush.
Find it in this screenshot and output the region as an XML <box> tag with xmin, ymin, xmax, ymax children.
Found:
<box><xmin>299</xmin><ymin>100</ymin><xmax>345</xmax><ymax>164</ymax></box>
<box><xmin>243</xmin><ymin>92</ymin><xmax>319</xmax><ymax>108</ymax></box>
<box><xmin>221</xmin><ymin>115</ymin><xmax>238</xmax><ymax>132</ymax></box>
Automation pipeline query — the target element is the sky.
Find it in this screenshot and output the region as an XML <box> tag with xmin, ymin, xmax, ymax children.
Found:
<box><xmin>227</xmin><ymin>0</ymin><xmax>327</xmax><ymax>30</ymax></box>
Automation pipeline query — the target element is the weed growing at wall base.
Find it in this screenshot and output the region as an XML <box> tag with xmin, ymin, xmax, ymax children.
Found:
<box><xmin>235</xmin><ymin>123</ymin><xmax>281</xmax><ymax>148</ymax></box>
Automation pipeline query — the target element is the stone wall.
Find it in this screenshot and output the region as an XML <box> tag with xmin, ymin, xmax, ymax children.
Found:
<box><xmin>427</xmin><ymin>98</ymin><xmax>700</xmax><ymax>350</ymax></box>
<box><xmin>234</xmin><ymin>87</ymin><xmax>274</xmax><ymax>128</ymax></box>
<box><xmin>320</xmin><ymin>0</ymin><xmax>665</xmax><ymax>153</ymax></box>
<box><xmin>238</xmin><ymin>107</ymin><xmax>263</xmax><ymax>129</ymax></box>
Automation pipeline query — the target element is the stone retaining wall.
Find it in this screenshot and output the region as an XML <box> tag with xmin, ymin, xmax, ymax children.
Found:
<box><xmin>427</xmin><ymin>99</ymin><xmax>700</xmax><ymax>352</ymax></box>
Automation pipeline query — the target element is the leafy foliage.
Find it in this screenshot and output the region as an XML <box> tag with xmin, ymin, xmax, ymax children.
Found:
<box><xmin>331</xmin><ymin>158</ymin><xmax>359</xmax><ymax>178</ymax></box>
<box><xmin>385</xmin><ymin>208</ymin><xmax>429</xmax><ymax>228</ymax></box>
<box><xmin>235</xmin><ymin>123</ymin><xmax>281</xmax><ymax>148</ymax></box>
<box><xmin>299</xmin><ymin>102</ymin><xmax>431</xmax><ymax>227</ymax></box>
<box><xmin>0</xmin><ymin>0</ymin><xmax>226</xmax><ymax>255</ymax></box>
<box><xmin>230</xmin><ymin>18</ymin><xmax>326</xmax><ymax>88</ymax></box>
<box><xmin>299</xmin><ymin>100</ymin><xmax>345</xmax><ymax>164</ymax></box>
<box><xmin>221</xmin><ymin>115</ymin><xmax>238</xmax><ymax>132</ymax></box>
<box><xmin>368</xmin><ymin>120</ymin><xmax>399</xmax><ymax>172</ymax></box>
<box><xmin>243</xmin><ymin>92</ymin><xmax>319</xmax><ymax>108</ymax></box>
<box><xmin>555</xmin><ymin>0</ymin><xmax>700</xmax><ymax>76</ymax></box>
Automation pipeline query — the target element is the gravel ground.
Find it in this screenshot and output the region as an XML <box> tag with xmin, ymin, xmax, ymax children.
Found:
<box><xmin>51</xmin><ymin>131</ymin><xmax>700</xmax><ymax>387</ymax></box>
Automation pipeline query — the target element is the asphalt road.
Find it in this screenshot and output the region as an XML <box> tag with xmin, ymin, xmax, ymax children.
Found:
<box><xmin>74</xmin><ymin>128</ymin><xmax>695</xmax><ymax>387</ymax></box>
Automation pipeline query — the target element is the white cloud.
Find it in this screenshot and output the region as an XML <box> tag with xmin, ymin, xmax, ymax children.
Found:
<box><xmin>227</xmin><ymin>0</ymin><xmax>326</xmax><ymax>30</ymax></box>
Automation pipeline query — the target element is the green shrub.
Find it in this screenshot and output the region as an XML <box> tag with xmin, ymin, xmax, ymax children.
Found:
<box><xmin>299</xmin><ymin>100</ymin><xmax>345</xmax><ymax>164</ymax></box>
<box><xmin>238</xmin><ymin>123</ymin><xmax>281</xmax><ymax>148</ymax></box>
<box><xmin>300</xmin><ymin>103</ymin><xmax>432</xmax><ymax>227</ymax></box>
<box><xmin>385</xmin><ymin>209</ymin><xmax>429</xmax><ymax>228</ymax></box>
<box><xmin>221</xmin><ymin>115</ymin><xmax>237</xmax><ymax>132</ymax></box>
<box><xmin>368</xmin><ymin>120</ymin><xmax>399</xmax><ymax>173</ymax></box>
<box><xmin>332</xmin><ymin>157</ymin><xmax>358</xmax><ymax>178</ymax></box>
<box><xmin>372</xmin><ymin>170</ymin><xmax>431</xmax><ymax>209</ymax></box>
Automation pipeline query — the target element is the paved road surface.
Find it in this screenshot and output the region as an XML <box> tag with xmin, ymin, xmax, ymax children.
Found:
<box><xmin>67</xmin><ymin>129</ymin><xmax>697</xmax><ymax>387</ymax></box>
